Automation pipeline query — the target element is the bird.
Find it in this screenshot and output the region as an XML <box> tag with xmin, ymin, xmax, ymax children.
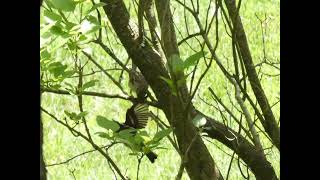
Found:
<box><xmin>128</xmin><ymin>68</ymin><xmax>149</xmax><ymax>102</ymax></box>
<box><xmin>115</xmin><ymin>103</ymin><xmax>158</xmax><ymax>163</ymax></box>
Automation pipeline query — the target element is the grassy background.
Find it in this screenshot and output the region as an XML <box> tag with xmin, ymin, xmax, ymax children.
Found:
<box><xmin>41</xmin><ymin>0</ymin><xmax>279</xmax><ymax>179</ymax></box>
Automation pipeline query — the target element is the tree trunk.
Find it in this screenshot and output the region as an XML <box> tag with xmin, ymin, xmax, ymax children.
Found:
<box><xmin>103</xmin><ymin>0</ymin><xmax>222</xmax><ymax>179</ymax></box>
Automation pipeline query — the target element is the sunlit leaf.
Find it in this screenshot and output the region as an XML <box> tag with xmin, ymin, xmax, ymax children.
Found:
<box><xmin>49</xmin><ymin>36</ymin><xmax>71</xmax><ymax>52</ymax></box>
<box><xmin>44</xmin><ymin>10</ymin><xmax>62</xmax><ymax>22</ymax></box>
<box><xmin>40</xmin><ymin>22</ymin><xmax>56</xmax><ymax>36</ymax></box>
<box><xmin>64</xmin><ymin>110</ymin><xmax>77</xmax><ymax>120</ymax></box>
<box><xmin>96</xmin><ymin>116</ymin><xmax>120</xmax><ymax>132</ymax></box>
<box><xmin>82</xmin><ymin>79</ymin><xmax>99</xmax><ymax>90</ymax></box>
<box><xmin>84</xmin><ymin>25</ymin><xmax>101</xmax><ymax>34</ymax></box>
<box><xmin>95</xmin><ymin>132</ymin><xmax>111</xmax><ymax>139</ymax></box>
<box><xmin>40</xmin><ymin>49</ymin><xmax>51</xmax><ymax>60</ymax></box>
<box><xmin>62</xmin><ymin>70</ymin><xmax>75</xmax><ymax>78</ymax></box>
<box><xmin>77</xmin><ymin>111</ymin><xmax>88</xmax><ymax>118</ymax></box>
<box><xmin>51</xmin><ymin>0</ymin><xmax>76</xmax><ymax>12</ymax></box>
<box><xmin>50</xmin><ymin>25</ymin><xmax>66</xmax><ymax>36</ymax></box>
<box><xmin>159</xmin><ymin>76</ymin><xmax>177</xmax><ymax>96</ymax></box>
<box><xmin>153</xmin><ymin>128</ymin><xmax>173</xmax><ymax>142</ymax></box>
<box><xmin>170</xmin><ymin>54</ymin><xmax>184</xmax><ymax>74</ymax></box>
<box><xmin>184</xmin><ymin>51</ymin><xmax>208</xmax><ymax>69</ymax></box>
<box><xmin>85</xmin><ymin>2</ymin><xmax>107</xmax><ymax>16</ymax></box>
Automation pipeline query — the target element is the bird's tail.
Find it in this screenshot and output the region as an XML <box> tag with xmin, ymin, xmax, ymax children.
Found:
<box><xmin>146</xmin><ymin>151</ymin><xmax>157</xmax><ymax>163</ymax></box>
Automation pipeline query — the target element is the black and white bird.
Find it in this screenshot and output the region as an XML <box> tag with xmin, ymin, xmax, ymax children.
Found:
<box><xmin>115</xmin><ymin>103</ymin><xmax>157</xmax><ymax>163</ymax></box>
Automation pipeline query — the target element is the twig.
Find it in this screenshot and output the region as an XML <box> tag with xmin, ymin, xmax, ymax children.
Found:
<box><xmin>46</xmin><ymin>145</ymin><xmax>109</xmax><ymax>167</ymax></box>
<box><xmin>149</xmin><ymin>112</ymin><xmax>179</xmax><ymax>152</ymax></box>
<box><xmin>41</xmin><ymin>86</ymin><xmax>130</xmax><ymax>100</ymax></box>
<box><xmin>77</xmin><ymin>60</ymin><xmax>92</xmax><ymax>141</ymax></box>
<box><xmin>40</xmin><ymin>107</ymin><xmax>128</xmax><ymax>180</ymax></box>
<box><xmin>208</xmin><ymin>87</ymin><xmax>253</xmax><ymax>142</ymax></box>
<box><xmin>81</xmin><ymin>50</ymin><xmax>128</xmax><ymax>95</ymax></box>
<box><xmin>177</xmin><ymin>32</ymin><xmax>202</xmax><ymax>46</ymax></box>
<box><xmin>136</xmin><ymin>154</ymin><xmax>144</xmax><ymax>180</ymax></box>
<box><xmin>40</xmin><ymin>86</ymin><xmax>160</xmax><ymax>108</ymax></box>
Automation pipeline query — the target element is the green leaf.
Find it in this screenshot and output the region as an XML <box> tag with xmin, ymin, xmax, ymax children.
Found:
<box><xmin>77</xmin><ymin>111</ymin><xmax>88</xmax><ymax>118</ymax></box>
<box><xmin>84</xmin><ymin>25</ymin><xmax>101</xmax><ymax>35</ymax></box>
<box><xmin>64</xmin><ymin>110</ymin><xmax>77</xmax><ymax>120</ymax></box>
<box><xmin>51</xmin><ymin>0</ymin><xmax>76</xmax><ymax>12</ymax></box>
<box><xmin>49</xmin><ymin>36</ymin><xmax>71</xmax><ymax>52</ymax></box>
<box><xmin>65</xmin><ymin>21</ymin><xmax>77</xmax><ymax>31</ymax></box>
<box><xmin>48</xmin><ymin>62</ymin><xmax>68</xmax><ymax>78</ymax></box>
<box><xmin>50</xmin><ymin>25</ymin><xmax>68</xmax><ymax>36</ymax></box>
<box><xmin>134</xmin><ymin>135</ymin><xmax>145</xmax><ymax>144</ymax></box>
<box><xmin>96</xmin><ymin>116</ymin><xmax>120</xmax><ymax>132</ymax></box>
<box><xmin>62</xmin><ymin>70</ymin><xmax>75</xmax><ymax>78</ymax></box>
<box><xmin>64</xmin><ymin>82</ymin><xmax>74</xmax><ymax>89</ymax></box>
<box><xmin>41</xmin><ymin>22</ymin><xmax>56</xmax><ymax>36</ymax></box>
<box><xmin>67</xmin><ymin>41</ymin><xmax>77</xmax><ymax>50</ymax></box>
<box><xmin>184</xmin><ymin>51</ymin><xmax>208</xmax><ymax>69</ymax></box>
<box><xmin>170</xmin><ymin>54</ymin><xmax>184</xmax><ymax>74</ymax></box>
<box><xmin>40</xmin><ymin>49</ymin><xmax>51</xmax><ymax>60</ymax></box>
<box><xmin>82</xmin><ymin>79</ymin><xmax>99</xmax><ymax>90</ymax></box>
<box><xmin>95</xmin><ymin>132</ymin><xmax>111</xmax><ymax>139</ymax></box>
<box><xmin>146</xmin><ymin>140</ymin><xmax>160</xmax><ymax>148</ymax></box>
<box><xmin>159</xmin><ymin>76</ymin><xmax>177</xmax><ymax>96</ymax></box>
<box><xmin>138</xmin><ymin>130</ymin><xmax>149</xmax><ymax>137</ymax></box>
<box><xmin>192</xmin><ymin>114</ymin><xmax>207</xmax><ymax>128</ymax></box>
<box><xmin>153</xmin><ymin>128</ymin><xmax>173</xmax><ymax>142</ymax></box>
<box><xmin>50</xmin><ymin>84</ymin><xmax>61</xmax><ymax>89</ymax></box>
<box><xmin>86</xmin><ymin>15</ymin><xmax>99</xmax><ymax>25</ymax></box>
<box><xmin>44</xmin><ymin>10</ymin><xmax>62</xmax><ymax>22</ymax></box>
<box><xmin>118</xmin><ymin>129</ymin><xmax>136</xmax><ymax>142</ymax></box>
<box><xmin>78</xmin><ymin>34</ymin><xmax>88</xmax><ymax>41</ymax></box>
<box><xmin>85</xmin><ymin>2</ymin><xmax>107</xmax><ymax>16</ymax></box>
<box><xmin>177</xmin><ymin>75</ymin><xmax>188</xmax><ymax>88</ymax></box>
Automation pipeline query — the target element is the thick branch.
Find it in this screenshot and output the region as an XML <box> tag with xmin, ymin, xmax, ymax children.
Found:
<box><xmin>199</xmin><ymin>111</ymin><xmax>278</xmax><ymax>180</ymax></box>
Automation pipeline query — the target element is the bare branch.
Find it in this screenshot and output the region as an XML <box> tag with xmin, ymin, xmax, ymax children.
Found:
<box><xmin>40</xmin><ymin>107</ymin><xmax>128</xmax><ymax>180</ymax></box>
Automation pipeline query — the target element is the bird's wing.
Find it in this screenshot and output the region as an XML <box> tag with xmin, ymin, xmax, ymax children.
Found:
<box><xmin>133</xmin><ymin>103</ymin><xmax>149</xmax><ymax>128</ymax></box>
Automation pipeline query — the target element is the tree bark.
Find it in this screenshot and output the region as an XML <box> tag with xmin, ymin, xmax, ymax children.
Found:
<box><xmin>200</xmin><ymin>112</ymin><xmax>278</xmax><ymax>180</ymax></box>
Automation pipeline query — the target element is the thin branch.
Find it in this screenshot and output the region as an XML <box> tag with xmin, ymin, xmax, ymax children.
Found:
<box><xmin>136</xmin><ymin>154</ymin><xmax>144</xmax><ymax>180</ymax></box>
<box><xmin>40</xmin><ymin>107</ymin><xmax>128</xmax><ymax>180</ymax></box>
<box><xmin>92</xmin><ymin>40</ymin><xmax>130</xmax><ymax>72</ymax></box>
<box><xmin>230</xmin><ymin>78</ymin><xmax>264</xmax><ymax>154</ymax></box>
<box><xmin>81</xmin><ymin>50</ymin><xmax>128</xmax><ymax>95</ymax></box>
<box><xmin>69</xmin><ymin>68</ymin><xmax>123</xmax><ymax>78</ymax></box>
<box><xmin>149</xmin><ymin>112</ymin><xmax>180</xmax><ymax>152</ymax></box>
<box><xmin>177</xmin><ymin>32</ymin><xmax>202</xmax><ymax>46</ymax></box>
<box><xmin>77</xmin><ymin>60</ymin><xmax>93</xmax><ymax>141</ymax></box>
<box><xmin>40</xmin><ymin>86</ymin><xmax>160</xmax><ymax>108</ymax></box>
<box><xmin>46</xmin><ymin>145</ymin><xmax>109</xmax><ymax>167</ymax></box>
<box><xmin>208</xmin><ymin>87</ymin><xmax>254</xmax><ymax>142</ymax></box>
<box><xmin>41</xmin><ymin>86</ymin><xmax>130</xmax><ymax>100</ymax></box>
